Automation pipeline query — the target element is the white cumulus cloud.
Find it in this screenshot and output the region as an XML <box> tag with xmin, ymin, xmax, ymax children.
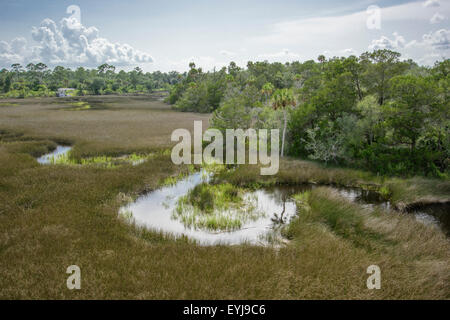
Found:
<box><xmin>422</xmin><ymin>28</ymin><xmax>450</xmax><ymax>50</ymax></box>
<box><xmin>0</xmin><ymin>37</ymin><xmax>27</xmax><ymax>66</ymax></box>
<box><xmin>30</xmin><ymin>17</ymin><xmax>153</xmax><ymax>67</ymax></box>
<box><xmin>368</xmin><ymin>32</ymin><xmax>406</xmax><ymax>51</ymax></box>
<box><xmin>0</xmin><ymin>16</ymin><xmax>153</xmax><ymax>69</ymax></box>
<box><xmin>423</xmin><ymin>0</ymin><xmax>440</xmax><ymax>8</ymax></box>
<box><xmin>405</xmin><ymin>29</ymin><xmax>450</xmax><ymax>64</ymax></box>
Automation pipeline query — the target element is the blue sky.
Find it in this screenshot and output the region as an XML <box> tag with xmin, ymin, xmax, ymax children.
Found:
<box><xmin>0</xmin><ymin>0</ymin><xmax>448</xmax><ymax>71</ymax></box>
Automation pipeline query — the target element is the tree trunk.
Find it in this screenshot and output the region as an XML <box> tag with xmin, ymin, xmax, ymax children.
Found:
<box><xmin>356</xmin><ymin>78</ymin><xmax>363</xmax><ymax>101</ymax></box>
<box><xmin>281</xmin><ymin>108</ymin><xmax>287</xmax><ymax>157</ymax></box>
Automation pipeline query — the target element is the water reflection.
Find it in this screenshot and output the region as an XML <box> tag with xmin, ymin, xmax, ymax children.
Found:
<box><xmin>120</xmin><ymin>172</ymin><xmax>299</xmax><ymax>245</ymax></box>
<box><xmin>120</xmin><ymin>172</ymin><xmax>449</xmax><ymax>245</ymax></box>
<box><xmin>409</xmin><ymin>203</ymin><xmax>450</xmax><ymax>236</ymax></box>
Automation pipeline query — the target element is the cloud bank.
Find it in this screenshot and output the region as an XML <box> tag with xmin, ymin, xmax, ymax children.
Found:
<box><xmin>0</xmin><ymin>16</ymin><xmax>153</xmax><ymax>68</ymax></box>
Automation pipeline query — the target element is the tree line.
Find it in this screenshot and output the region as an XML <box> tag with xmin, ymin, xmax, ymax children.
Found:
<box><xmin>0</xmin><ymin>63</ymin><xmax>183</xmax><ymax>97</ymax></box>
<box><xmin>167</xmin><ymin>50</ymin><xmax>449</xmax><ymax>178</ymax></box>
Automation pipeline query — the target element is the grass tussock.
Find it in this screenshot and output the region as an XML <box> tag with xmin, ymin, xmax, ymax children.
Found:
<box><xmin>65</xmin><ymin>101</ymin><xmax>91</xmax><ymax>111</ymax></box>
<box><xmin>174</xmin><ymin>183</ymin><xmax>261</xmax><ymax>231</ymax></box>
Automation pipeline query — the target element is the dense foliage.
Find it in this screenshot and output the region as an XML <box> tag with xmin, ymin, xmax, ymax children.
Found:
<box><xmin>0</xmin><ymin>63</ymin><xmax>182</xmax><ymax>97</ymax></box>
<box><xmin>168</xmin><ymin>51</ymin><xmax>449</xmax><ymax>178</ymax></box>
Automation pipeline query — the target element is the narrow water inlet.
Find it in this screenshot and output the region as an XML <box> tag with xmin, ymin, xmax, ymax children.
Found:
<box><xmin>37</xmin><ymin>145</ymin><xmax>72</xmax><ymax>164</ymax></box>
<box><xmin>36</xmin><ymin>145</ymin><xmax>149</xmax><ymax>166</ymax></box>
<box><xmin>120</xmin><ymin>171</ymin><xmax>450</xmax><ymax>245</ymax></box>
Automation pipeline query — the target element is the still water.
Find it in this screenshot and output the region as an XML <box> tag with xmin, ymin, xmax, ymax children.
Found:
<box><xmin>120</xmin><ymin>171</ymin><xmax>448</xmax><ymax>245</ymax></box>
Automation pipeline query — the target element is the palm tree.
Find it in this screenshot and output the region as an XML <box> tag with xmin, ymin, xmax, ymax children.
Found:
<box><xmin>318</xmin><ymin>54</ymin><xmax>326</xmax><ymax>71</ymax></box>
<box><xmin>261</xmin><ymin>82</ymin><xmax>274</xmax><ymax>105</ymax></box>
<box><xmin>272</xmin><ymin>88</ymin><xmax>296</xmax><ymax>157</ymax></box>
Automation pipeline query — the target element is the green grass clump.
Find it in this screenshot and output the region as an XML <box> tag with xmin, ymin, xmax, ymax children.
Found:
<box><xmin>0</xmin><ymin>103</ymin><xmax>18</xmax><ymax>107</ymax></box>
<box><xmin>379</xmin><ymin>185</ymin><xmax>391</xmax><ymax>199</ymax></box>
<box><xmin>46</xmin><ymin>151</ymin><xmax>151</xmax><ymax>168</ymax></box>
<box><xmin>80</xmin><ymin>155</ymin><xmax>118</xmax><ymax>168</ymax></box>
<box><xmin>174</xmin><ymin>183</ymin><xmax>261</xmax><ymax>231</ymax></box>
<box><xmin>186</xmin><ymin>183</ymin><xmax>241</xmax><ymax>213</ymax></box>
<box><xmin>66</xmin><ymin>101</ymin><xmax>91</xmax><ymax>111</ymax></box>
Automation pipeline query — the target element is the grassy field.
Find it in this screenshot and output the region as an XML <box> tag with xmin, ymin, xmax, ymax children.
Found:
<box><xmin>0</xmin><ymin>95</ymin><xmax>209</xmax><ymax>156</ymax></box>
<box><xmin>0</xmin><ymin>95</ymin><xmax>449</xmax><ymax>299</ymax></box>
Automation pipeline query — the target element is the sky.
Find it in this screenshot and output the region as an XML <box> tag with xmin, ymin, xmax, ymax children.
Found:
<box><xmin>0</xmin><ymin>0</ymin><xmax>448</xmax><ymax>72</ymax></box>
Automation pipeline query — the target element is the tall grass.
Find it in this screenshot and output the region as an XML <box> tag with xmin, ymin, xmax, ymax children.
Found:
<box><xmin>281</xmin><ymin>187</ymin><xmax>450</xmax><ymax>298</ymax></box>
<box><xmin>174</xmin><ymin>183</ymin><xmax>261</xmax><ymax>231</ymax></box>
<box><xmin>0</xmin><ymin>96</ymin><xmax>448</xmax><ymax>299</ymax></box>
<box><xmin>46</xmin><ymin>150</ymin><xmax>152</xmax><ymax>168</ymax></box>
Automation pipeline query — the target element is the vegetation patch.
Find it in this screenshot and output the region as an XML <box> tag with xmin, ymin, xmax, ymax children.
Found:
<box><xmin>174</xmin><ymin>183</ymin><xmax>262</xmax><ymax>231</ymax></box>
<box><xmin>286</xmin><ymin>189</ymin><xmax>397</xmax><ymax>251</ymax></box>
<box><xmin>0</xmin><ymin>103</ymin><xmax>18</xmax><ymax>107</ymax></box>
<box><xmin>160</xmin><ymin>164</ymin><xmax>197</xmax><ymax>186</ymax></box>
<box><xmin>44</xmin><ymin>149</ymin><xmax>152</xmax><ymax>168</ymax></box>
<box><xmin>7</xmin><ymin>140</ymin><xmax>57</xmax><ymax>158</ymax></box>
<box><xmin>65</xmin><ymin>101</ymin><xmax>91</xmax><ymax>111</ymax></box>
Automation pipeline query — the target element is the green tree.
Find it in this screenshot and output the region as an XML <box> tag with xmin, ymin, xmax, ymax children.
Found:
<box><xmin>360</xmin><ymin>49</ymin><xmax>406</xmax><ymax>105</ymax></box>
<box><xmin>386</xmin><ymin>75</ymin><xmax>439</xmax><ymax>151</ymax></box>
<box><xmin>343</xmin><ymin>56</ymin><xmax>364</xmax><ymax>100</ymax></box>
<box><xmin>89</xmin><ymin>77</ymin><xmax>106</xmax><ymax>95</ymax></box>
<box><xmin>261</xmin><ymin>82</ymin><xmax>274</xmax><ymax>105</ymax></box>
<box><xmin>356</xmin><ymin>95</ymin><xmax>384</xmax><ymax>145</ymax></box>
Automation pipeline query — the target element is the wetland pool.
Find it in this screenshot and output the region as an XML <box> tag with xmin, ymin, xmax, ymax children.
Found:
<box><xmin>120</xmin><ymin>171</ymin><xmax>449</xmax><ymax>245</ymax></box>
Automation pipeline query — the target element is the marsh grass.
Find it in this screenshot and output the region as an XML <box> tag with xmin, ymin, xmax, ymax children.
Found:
<box><xmin>286</xmin><ymin>190</ymin><xmax>397</xmax><ymax>252</ymax></box>
<box><xmin>160</xmin><ymin>164</ymin><xmax>197</xmax><ymax>186</ymax></box>
<box><xmin>0</xmin><ymin>96</ymin><xmax>448</xmax><ymax>299</ymax></box>
<box><xmin>281</xmin><ymin>187</ymin><xmax>450</xmax><ymax>298</ymax></box>
<box><xmin>4</xmin><ymin>140</ymin><xmax>57</xmax><ymax>157</ymax></box>
<box><xmin>44</xmin><ymin>149</ymin><xmax>153</xmax><ymax>168</ymax></box>
<box><xmin>0</xmin><ymin>95</ymin><xmax>210</xmax><ymax>153</ymax></box>
<box><xmin>385</xmin><ymin>177</ymin><xmax>450</xmax><ymax>209</ymax></box>
<box><xmin>0</xmin><ymin>103</ymin><xmax>18</xmax><ymax>107</ymax></box>
<box><xmin>174</xmin><ymin>183</ymin><xmax>262</xmax><ymax>231</ymax></box>
<box><xmin>217</xmin><ymin>158</ymin><xmax>450</xmax><ymax>209</ymax></box>
<box><xmin>118</xmin><ymin>208</ymin><xmax>134</xmax><ymax>222</ymax></box>
<box><xmin>66</xmin><ymin>101</ymin><xmax>91</xmax><ymax>111</ymax></box>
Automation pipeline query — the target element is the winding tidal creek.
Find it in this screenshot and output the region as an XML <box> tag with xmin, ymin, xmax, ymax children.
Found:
<box><xmin>120</xmin><ymin>171</ymin><xmax>449</xmax><ymax>245</ymax></box>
